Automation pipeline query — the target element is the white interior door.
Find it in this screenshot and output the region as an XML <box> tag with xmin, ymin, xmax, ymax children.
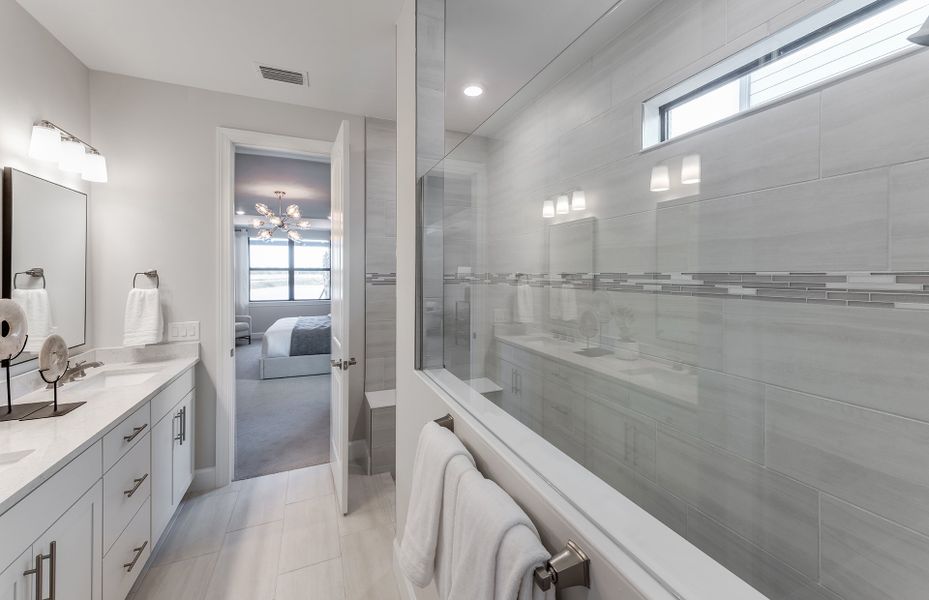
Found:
<box><xmin>329</xmin><ymin>120</ymin><xmax>351</xmax><ymax>515</ymax></box>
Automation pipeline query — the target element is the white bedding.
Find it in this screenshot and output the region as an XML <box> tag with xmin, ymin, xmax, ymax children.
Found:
<box><xmin>261</xmin><ymin>317</ymin><xmax>301</xmax><ymax>358</ymax></box>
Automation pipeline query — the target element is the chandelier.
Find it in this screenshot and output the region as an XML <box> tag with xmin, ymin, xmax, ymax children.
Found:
<box><xmin>253</xmin><ymin>191</ymin><xmax>311</xmax><ymax>242</ymax></box>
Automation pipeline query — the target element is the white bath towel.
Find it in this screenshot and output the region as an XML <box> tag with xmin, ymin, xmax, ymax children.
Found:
<box><xmin>447</xmin><ymin>471</ymin><xmax>553</xmax><ymax>600</ymax></box>
<box><xmin>123</xmin><ymin>288</ymin><xmax>163</xmax><ymax>346</ymax></box>
<box><xmin>398</xmin><ymin>421</ymin><xmax>475</xmax><ymax>588</ymax></box>
<box><xmin>12</xmin><ymin>289</ymin><xmax>55</xmax><ymax>352</ymax></box>
<box><xmin>435</xmin><ymin>454</ymin><xmax>479</xmax><ymax>598</ymax></box>
<box><xmin>549</xmin><ymin>282</ymin><xmax>578</xmax><ymax>322</ymax></box>
<box><xmin>514</xmin><ymin>282</ymin><xmax>534</xmax><ymax>324</ymax></box>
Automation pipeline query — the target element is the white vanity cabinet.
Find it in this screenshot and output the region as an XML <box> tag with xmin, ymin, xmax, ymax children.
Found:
<box><xmin>0</xmin><ymin>362</ymin><xmax>197</xmax><ymax>600</ymax></box>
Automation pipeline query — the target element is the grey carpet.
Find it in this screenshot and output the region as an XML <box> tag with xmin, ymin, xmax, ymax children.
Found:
<box><xmin>235</xmin><ymin>341</ymin><xmax>330</xmax><ymax>480</ymax></box>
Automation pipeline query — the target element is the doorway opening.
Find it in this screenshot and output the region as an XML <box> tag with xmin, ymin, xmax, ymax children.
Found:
<box><xmin>233</xmin><ymin>149</ymin><xmax>332</xmax><ymax>480</ymax></box>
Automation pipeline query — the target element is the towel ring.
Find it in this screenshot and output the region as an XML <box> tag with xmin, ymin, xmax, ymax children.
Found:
<box><xmin>132</xmin><ymin>270</ymin><xmax>159</xmax><ymax>289</ymax></box>
<box><xmin>13</xmin><ymin>268</ymin><xmax>45</xmax><ymax>290</ymax></box>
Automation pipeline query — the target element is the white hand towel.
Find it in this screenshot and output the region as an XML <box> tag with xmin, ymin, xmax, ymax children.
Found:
<box><xmin>447</xmin><ymin>472</ymin><xmax>552</xmax><ymax>600</ymax></box>
<box><xmin>561</xmin><ymin>283</ymin><xmax>578</xmax><ymax>322</ymax></box>
<box><xmin>435</xmin><ymin>454</ymin><xmax>479</xmax><ymax>599</ymax></box>
<box><xmin>123</xmin><ymin>289</ymin><xmax>163</xmax><ymax>346</ymax></box>
<box><xmin>514</xmin><ymin>282</ymin><xmax>534</xmax><ymax>324</ymax></box>
<box><xmin>398</xmin><ymin>421</ymin><xmax>475</xmax><ymax>587</ymax></box>
<box><xmin>12</xmin><ymin>289</ymin><xmax>55</xmax><ymax>352</ymax></box>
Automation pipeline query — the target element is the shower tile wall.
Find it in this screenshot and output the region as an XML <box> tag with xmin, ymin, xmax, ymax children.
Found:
<box><xmin>435</xmin><ymin>0</ymin><xmax>929</xmax><ymax>598</ymax></box>
<box><xmin>365</xmin><ymin>117</ymin><xmax>397</xmax><ymax>392</ymax></box>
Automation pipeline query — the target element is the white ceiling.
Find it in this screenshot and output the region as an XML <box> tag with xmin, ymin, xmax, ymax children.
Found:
<box><xmin>15</xmin><ymin>0</ymin><xmax>405</xmax><ymax>120</ymax></box>
<box><xmin>235</xmin><ymin>151</ymin><xmax>330</xmax><ymax>220</ymax></box>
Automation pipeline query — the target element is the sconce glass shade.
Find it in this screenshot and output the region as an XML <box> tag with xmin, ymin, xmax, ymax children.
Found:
<box><xmin>58</xmin><ymin>138</ymin><xmax>86</xmax><ymax>173</ymax></box>
<box><xmin>286</xmin><ymin>204</ymin><xmax>301</xmax><ymax>218</ymax></box>
<box><xmin>29</xmin><ymin>122</ymin><xmax>61</xmax><ymax>161</ymax></box>
<box><xmin>255</xmin><ymin>203</ymin><xmax>272</xmax><ymax>216</ymax></box>
<box><xmin>650</xmin><ymin>165</ymin><xmax>671</xmax><ymax>192</ymax></box>
<box><xmin>542</xmin><ymin>199</ymin><xmax>555</xmax><ymax>218</ymax></box>
<box><xmin>909</xmin><ymin>16</ymin><xmax>929</xmax><ymax>46</ymax></box>
<box><xmin>81</xmin><ymin>151</ymin><xmax>108</xmax><ymax>183</ymax></box>
<box><xmin>681</xmin><ymin>154</ymin><xmax>701</xmax><ymax>184</ymax></box>
<box><xmin>571</xmin><ymin>190</ymin><xmax>586</xmax><ymax>211</ymax></box>
<box><xmin>556</xmin><ymin>194</ymin><xmax>570</xmax><ymax>214</ymax></box>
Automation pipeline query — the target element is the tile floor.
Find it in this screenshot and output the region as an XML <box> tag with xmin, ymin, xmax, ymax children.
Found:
<box><xmin>129</xmin><ymin>465</ymin><xmax>401</xmax><ymax>600</ymax></box>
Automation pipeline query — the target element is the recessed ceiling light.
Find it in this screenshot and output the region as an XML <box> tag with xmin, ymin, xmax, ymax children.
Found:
<box><xmin>235</xmin><ymin>209</ymin><xmax>246</xmax><ymax>215</ymax></box>
<box><xmin>463</xmin><ymin>85</ymin><xmax>484</xmax><ymax>97</ymax></box>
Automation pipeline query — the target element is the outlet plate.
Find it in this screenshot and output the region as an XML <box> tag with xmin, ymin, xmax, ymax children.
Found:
<box><xmin>167</xmin><ymin>321</ymin><xmax>200</xmax><ymax>342</ymax></box>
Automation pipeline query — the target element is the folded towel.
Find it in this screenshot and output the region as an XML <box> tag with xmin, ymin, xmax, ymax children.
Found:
<box><xmin>398</xmin><ymin>421</ymin><xmax>475</xmax><ymax>587</ymax></box>
<box><xmin>448</xmin><ymin>472</ymin><xmax>552</xmax><ymax>600</ymax></box>
<box><xmin>435</xmin><ymin>454</ymin><xmax>479</xmax><ymax>598</ymax></box>
<box><xmin>514</xmin><ymin>282</ymin><xmax>534</xmax><ymax>324</ymax></box>
<box><xmin>561</xmin><ymin>283</ymin><xmax>578</xmax><ymax>322</ymax></box>
<box><xmin>12</xmin><ymin>289</ymin><xmax>55</xmax><ymax>352</ymax></box>
<box><xmin>123</xmin><ymin>288</ymin><xmax>163</xmax><ymax>346</ymax></box>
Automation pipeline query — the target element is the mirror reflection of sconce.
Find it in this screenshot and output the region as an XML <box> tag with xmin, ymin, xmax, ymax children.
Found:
<box><xmin>28</xmin><ymin>120</ymin><xmax>108</xmax><ymax>183</ymax></box>
<box><xmin>650</xmin><ymin>165</ymin><xmax>671</xmax><ymax>192</ymax></box>
<box><xmin>650</xmin><ymin>154</ymin><xmax>702</xmax><ymax>194</ymax></box>
<box><xmin>543</xmin><ymin>189</ymin><xmax>587</xmax><ymax>218</ymax></box>
<box><xmin>681</xmin><ymin>154</ymin><xmax>701</xmax><ymax>184</ymax></box>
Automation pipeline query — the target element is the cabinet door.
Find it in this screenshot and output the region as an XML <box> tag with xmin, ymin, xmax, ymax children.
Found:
<box><xmin>0</xmin><ymin>548</ymin><xmax>34</xmax><ymax>600</ymax></box>
<box><xmin>34</xmin><ymin>481</ymin><xmax>102</xmax><ymax>600</ymax></box>
<box><xmin>151</xmin><ymin>411</ymin><xmax>176</xmax><ymax>545</ymax></box>
<box><xmin>171</xmin><ymin>391</ymin><xmax>194</xmax><ymax>506</ymax></box>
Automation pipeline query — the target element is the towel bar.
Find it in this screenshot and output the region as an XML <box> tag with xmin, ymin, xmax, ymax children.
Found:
<box><xmin>434</xmin><ymin>413</ymin><xmax>454</xmax><ymax>432</ymax></box>
<box><xmin>533</xmin><ymin>539</ymin><xmax>590</xmax><ymax>592</ymax></box>
<box><xmin>13</xmin><ymin>268</ymin><xmax>45</xmax><ymax>289</ymax></box>
<box><xmin>132</xmin><ymin>270</ymin><xmax>159</xmax><ymax>289</ymax></box>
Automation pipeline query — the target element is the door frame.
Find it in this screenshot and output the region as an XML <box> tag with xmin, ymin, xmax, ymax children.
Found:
<box><xmin>215</xmin><ymin>127</ymin><xmax>335</xmax><ymax>489</ymax></box>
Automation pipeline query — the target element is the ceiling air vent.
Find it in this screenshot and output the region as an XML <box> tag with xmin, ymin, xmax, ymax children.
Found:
<box><xmin>257</xmin><ymin>64</ymin><xmax>306</xmax><ymax>86</ymax></box>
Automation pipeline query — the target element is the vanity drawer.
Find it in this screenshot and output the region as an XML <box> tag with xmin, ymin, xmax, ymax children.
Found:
<box><xmin>103</xmin><ymin>497</ymin><xmax>151</xmax><ymax>600</ymax></box>
<box><xmin>103</xmin><ymin>402</ymin><xmax>151</xmax><ymax>472</ymax></box>
<box><xmin>151</xmin><ymin>368</ymin><xmax>195</xmax><ymax>423</ymax></box>
<box><xmin>103</xmin><ymin>434</ymin><xmax>151</xmax><ymax>552</ymax></box>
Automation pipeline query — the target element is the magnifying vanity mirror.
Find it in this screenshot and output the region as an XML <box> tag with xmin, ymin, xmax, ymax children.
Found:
<box><xmin>2</xmin><ymin>168</ymin><xmax>87</xmax><ymax>365</ymax></box>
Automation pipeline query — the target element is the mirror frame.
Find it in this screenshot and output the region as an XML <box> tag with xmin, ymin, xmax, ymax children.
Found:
<box><xmin>1</xmin><ymin>167</ymin><xmax>88</xmax><ymax>361</ymax></box>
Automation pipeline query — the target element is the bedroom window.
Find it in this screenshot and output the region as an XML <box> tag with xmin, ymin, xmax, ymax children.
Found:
<box><xmin>249</xmin><ymin>237</ymin><xmax>331</xmax><ymax>301</ymax></box>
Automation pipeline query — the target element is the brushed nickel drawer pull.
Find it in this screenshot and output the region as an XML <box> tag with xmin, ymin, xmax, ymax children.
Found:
<box><xmin>123</xmin><ymin>541</ymin><xmax>148</xmax><ymax>572</ymax></box>
<box><xmin>123</xmin><ymin>424</ymin><xmax>148</xmax><ymax>442</ymax></box>
<box><xmin>124</xmin><ymin>473</ymin><xmax>149</xmax><ymax>497</ymax></box>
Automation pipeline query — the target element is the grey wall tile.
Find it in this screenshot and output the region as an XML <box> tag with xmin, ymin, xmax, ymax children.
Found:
<box><xmin>721</xmin><ymin>300</ymin><xmax>929</xmax><ymax>422</ymax></box>
<box><xmin>725</xmin><ymin>0</ymin><xmax>805</xmax><ymax>41</ymax></box>
<box><xmin>656</xmin><ymin>170</ymin><xmax>889</xmax><ymax>273</ymax></box>
<box><xmin>890</xmin><ymin>158</ymin><xmax>929</xmax><ymax>271</ymax></box>
<box><xmin>656</xmin><ymin>427</ymin><xmax>820</xmax><ymax>578</ymax></box>
<box><xmin>821</xmin><ymin>51</ymin><xmax>929</xmax><ymax>177</ymax></box>
<box><xmin>365</xmin><ymin>283</ymin><xmax>396</xmax><ymax>324</ymax></box>
<box><xmin>686</xmin><ymin>508</ymin><xmax>839</xmax><ymax>600</ymax></box>
<box><xmin>766</xmin><ymin>386</ymin><xmax>929</xmax><ymax>536</ymax></box>
<box><xmin>595</xmin><ymin>212</ymin><xmax>658</xmax><ymax>273</ymax></box>
<box><xmin>586</xmin><ymin>395</ymin><xmax>658</xmax><ymax>480</ymax></box>
<box><xmin>821</xmin><ymin>497</ymin><xmax>929</xmax><ymax>600</ymax></box>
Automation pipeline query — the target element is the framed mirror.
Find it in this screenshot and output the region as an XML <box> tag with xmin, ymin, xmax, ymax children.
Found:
<box><xmin>2</xmin><ymin>168</ymin><xmax>87</xmax><ymax>364</ymax></box>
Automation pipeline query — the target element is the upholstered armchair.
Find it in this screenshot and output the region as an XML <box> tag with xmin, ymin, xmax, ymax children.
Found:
<box><xmin>235</xmin><ymin>314</ymin><xmax>252</xmax><ymax>344</ymax></box>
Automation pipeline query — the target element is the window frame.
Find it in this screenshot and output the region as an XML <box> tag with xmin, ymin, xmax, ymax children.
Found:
<box><xmin>247</xmin><ymin>237</ymin><xmax>331</xmax><ymax>302</ymax></box>
<box><xmin>643</xmin><ymin>0</ymin><xmax>924</xmax><ymax>148</ymax></box>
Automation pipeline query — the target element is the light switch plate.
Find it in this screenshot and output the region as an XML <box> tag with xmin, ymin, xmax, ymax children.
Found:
<box><xmin>167</xmin><ymin>321</ymin><xmax>200</xmax><ymax>342</ymax></box>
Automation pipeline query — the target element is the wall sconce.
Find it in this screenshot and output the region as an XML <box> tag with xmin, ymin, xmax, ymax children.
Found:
<box><xmin>542</xmin><ymin>199</ymin><xmax>555</xmax><ymax>218</ymax></box>
<box><xmin>571</xmin><ymin>190</ymin><xmax>586</xmax><ymax>211</ymax></box>
<box><xmin>650</xmin><ymin>165</ymin><xmax>670</xmax><ymax>192</ymax></box>
<box><xmin>681</xmin><ymin>154</ymin><xmax>701</xmax><ymax>184</ymax></box>
<box><xmin>28</xmin><ymin>120</ymin><xmax>108</xmax><ymax>183</ymax></box>
<box><xmin>556</xmin><ymin>194</ymin><xmax>570</xmax><ymax>215</ymax></box>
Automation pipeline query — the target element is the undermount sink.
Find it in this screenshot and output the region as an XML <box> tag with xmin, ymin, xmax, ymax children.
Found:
<box><xmin>0</xmin><ymin>449</ymin><xmax>35</xmax><ymax>467</ymax></box>
<box><xmin>69</xmin><ymin>367</ymin><xmax>161</xmax><ymax>391</ymax></box>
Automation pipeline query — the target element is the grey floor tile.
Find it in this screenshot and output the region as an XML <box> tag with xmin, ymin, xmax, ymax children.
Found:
<box><xmin>204</xmin><ymin>521</ymin><xmax>283</xmax><ymax>600</ymax></box>
<box><xmin>279</xmin><ymin>495</ymin><xmax>342</xmax><ymax>574</ymax></box>
<box><xmin>154</xmin><ymin>491</ymin><xmax>238</xmax><ymax>565</ymax></box>
<box><xmin>133</xmin><ymin>553</ymin><xmax>218</xmax><ymax>600</ymax></box>
<box><xmin>227</xmin><ymin>472</ymin><xmax>288</xmax><ymax>531</ymax></box>
<box><xmin>340</xmin><ymin>525</ymin><xmax>400</xmax><ymax>600</ymax></box>
<box><xmin>286</xmin><ymin>464</ymin><xmax>334</xmax><ymax>504</ymax></box>
<box><xmin>275</xmin><ymin>558</ymin><xmax>346</xmax><ymax>600</ymax></box>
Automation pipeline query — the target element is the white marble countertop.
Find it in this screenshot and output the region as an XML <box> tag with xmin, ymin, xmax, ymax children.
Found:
<box><xmin>0</xmin><ymin>345</ymin><xmax>199</xmax><ymax>515</ymax></box>
<box><xmin>494</xmin><ymin>330</ymin><xmax>699</xmax><ymax>405</ymax></box>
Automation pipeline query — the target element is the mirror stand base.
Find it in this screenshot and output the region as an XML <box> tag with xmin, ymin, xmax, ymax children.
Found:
<box><xmin>20</xmin><ymin>401</ymin><xmax>85</xmax><ymax>420</ymax></box>
<box><xmin>0</xmin><ymin>401</ymin><xmax>52</xmax><ymax>421</ymax></box>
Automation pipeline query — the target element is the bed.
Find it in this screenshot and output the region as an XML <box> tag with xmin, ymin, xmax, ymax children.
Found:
<box><xmin>260</xmin><ymin>315</ymin><xmax>332</xmax><ymax>379</ymax></box>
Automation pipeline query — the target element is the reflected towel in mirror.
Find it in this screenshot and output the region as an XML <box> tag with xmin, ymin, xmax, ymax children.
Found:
<box><xmin>12</xmin><ymin>288</ymin><xmax>55</xmax><ymax>352</ymax></box>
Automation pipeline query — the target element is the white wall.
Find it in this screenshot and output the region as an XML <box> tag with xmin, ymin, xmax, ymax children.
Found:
<box><xmin>88</xmin><ymin>71</ymin><xmax>368</xmax><ymax>469</ymax></box>
<box><xmin>0</xmin><ymin>0</ymin><xmax>92</xmax><ymax>360</ymax></box>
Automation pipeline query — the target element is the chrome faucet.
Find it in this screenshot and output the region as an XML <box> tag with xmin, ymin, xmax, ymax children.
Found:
<box><xmin>53</xmin><ymin>360</ymin><xmax>104</xmax><ymax>387</ymax></box>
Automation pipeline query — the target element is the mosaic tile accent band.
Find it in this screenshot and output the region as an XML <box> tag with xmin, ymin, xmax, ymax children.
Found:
<box><xmin>440</xmin><ymin>271</ymin><xmax>929</xmax><ymax>311</ymax></box>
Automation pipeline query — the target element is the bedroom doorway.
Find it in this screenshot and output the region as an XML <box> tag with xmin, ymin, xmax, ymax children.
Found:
<box><xmin>231</xmin><ymin>147</ymin><xmax>334</xmax><ymax>480</ymax></box>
